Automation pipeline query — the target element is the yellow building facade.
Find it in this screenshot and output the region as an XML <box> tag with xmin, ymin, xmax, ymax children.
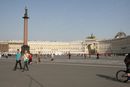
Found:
<box><xmin>0</xmin><ymin>32</ymin><xmax>130</xmax><ymax>55</ymax></box>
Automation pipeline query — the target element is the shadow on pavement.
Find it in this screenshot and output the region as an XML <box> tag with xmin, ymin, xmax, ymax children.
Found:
<box><xmin>96</xmin><ymin>74</ymin><xmax>118</xmax><ymax>82</ymax></box>
<box><xmin>96</xmin><ymin>74</ymin><xmax>130</xmax><ymax>84</ymax></box>
<box><xmin>26</xmin><ymin>74</ymin><xmax>44</xmax><ymax>87</ymax></box>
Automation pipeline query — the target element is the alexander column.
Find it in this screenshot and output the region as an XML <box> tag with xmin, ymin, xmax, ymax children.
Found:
<box><xmin>21</xmin><ymin>7</ymin><xmax>30</xmax><ymax>53</ymax></box>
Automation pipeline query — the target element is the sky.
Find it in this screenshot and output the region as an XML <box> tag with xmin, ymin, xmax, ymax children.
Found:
<box><xmin>0</xmin><ymin>0</ymin><xmax>130</xmax><ymax>41</ymax></box>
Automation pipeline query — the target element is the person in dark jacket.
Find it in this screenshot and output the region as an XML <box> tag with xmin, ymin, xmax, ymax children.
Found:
<box><xmin>96</xmin><ymin>53</ymin><xmax>99</xmax><ymax>59</ymax></box>
<box><xmin>68</xmin><ymin>52</ymin><xmax>71</xmax><ymax>59</ymax></box>
<box><xmin>124</xmin><ymin>53</ymin><xmax>130</xmax><ymax>78</ymax></box>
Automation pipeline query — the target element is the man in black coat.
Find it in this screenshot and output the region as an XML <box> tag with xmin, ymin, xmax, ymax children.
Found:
<box><xmin>124</xmin><ymin>53</ymin><xmax>130</xmax><ymax>78</ymax></box>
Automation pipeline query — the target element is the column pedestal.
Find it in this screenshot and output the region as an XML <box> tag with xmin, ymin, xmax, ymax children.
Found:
<box><xmin>21</xmin><ymin>45</ymin><xmax>30</xmax><ymax>54</ymax></box>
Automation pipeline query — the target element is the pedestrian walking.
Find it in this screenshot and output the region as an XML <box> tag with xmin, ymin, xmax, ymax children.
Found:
<box><xmin>28</xmin><ymin>52</ymin><xmax>33</xmax><ymax>64</ymax></box>
<box><xmin>96</xmin><ymin>53</ymin><xmax>99</xmax><ymax>59</ymax></box>
<box><xmin>13</xmin><ymin>49</ymin><xmax>22</xmax><ymax>71</ymax></box>
<box><xmin>37</xmin><ymin>52</ymin><xmax>41</xmax><ymax>63</ymax></box>
<box><xmin>51</xmin><ymin>54</ymin><xmax>54</xmax><ymax>61</ymax></box>
<box><xmin>84</xmin><ymin>53</ymin><xmax>87</xmax><ymax>59</ymax></box>
<box><xmin>22</xmin><ymin>50</ymin><xmax>29</xmax><ymax>72</ymax></box>
<box><xmin>68</xmin><ymin>52</ymin><xmax>71</xmax><ymax>59</ymax></box>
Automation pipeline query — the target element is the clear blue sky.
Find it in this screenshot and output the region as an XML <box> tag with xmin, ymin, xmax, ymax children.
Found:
<box><xmin>0</xmin><ymin>0</ymin><xmax>130</xmax><ymax>41</ymax></box>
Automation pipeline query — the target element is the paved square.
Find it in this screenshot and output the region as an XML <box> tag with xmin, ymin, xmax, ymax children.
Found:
<box><xmin>0</xmin><ymin>56</ymin><xmax>129</xmax><ymax>87</ymax></box>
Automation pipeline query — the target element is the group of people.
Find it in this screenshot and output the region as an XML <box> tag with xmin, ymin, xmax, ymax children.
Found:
<box><xmin>13</xmin><ymin>49</ymin><xmax>32</xmax><ymax>72</ymax></box>
<box><xmin>13</xmin><ymin>49</ymin><xmax>130</xmax><ymax>77</ymax></box>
